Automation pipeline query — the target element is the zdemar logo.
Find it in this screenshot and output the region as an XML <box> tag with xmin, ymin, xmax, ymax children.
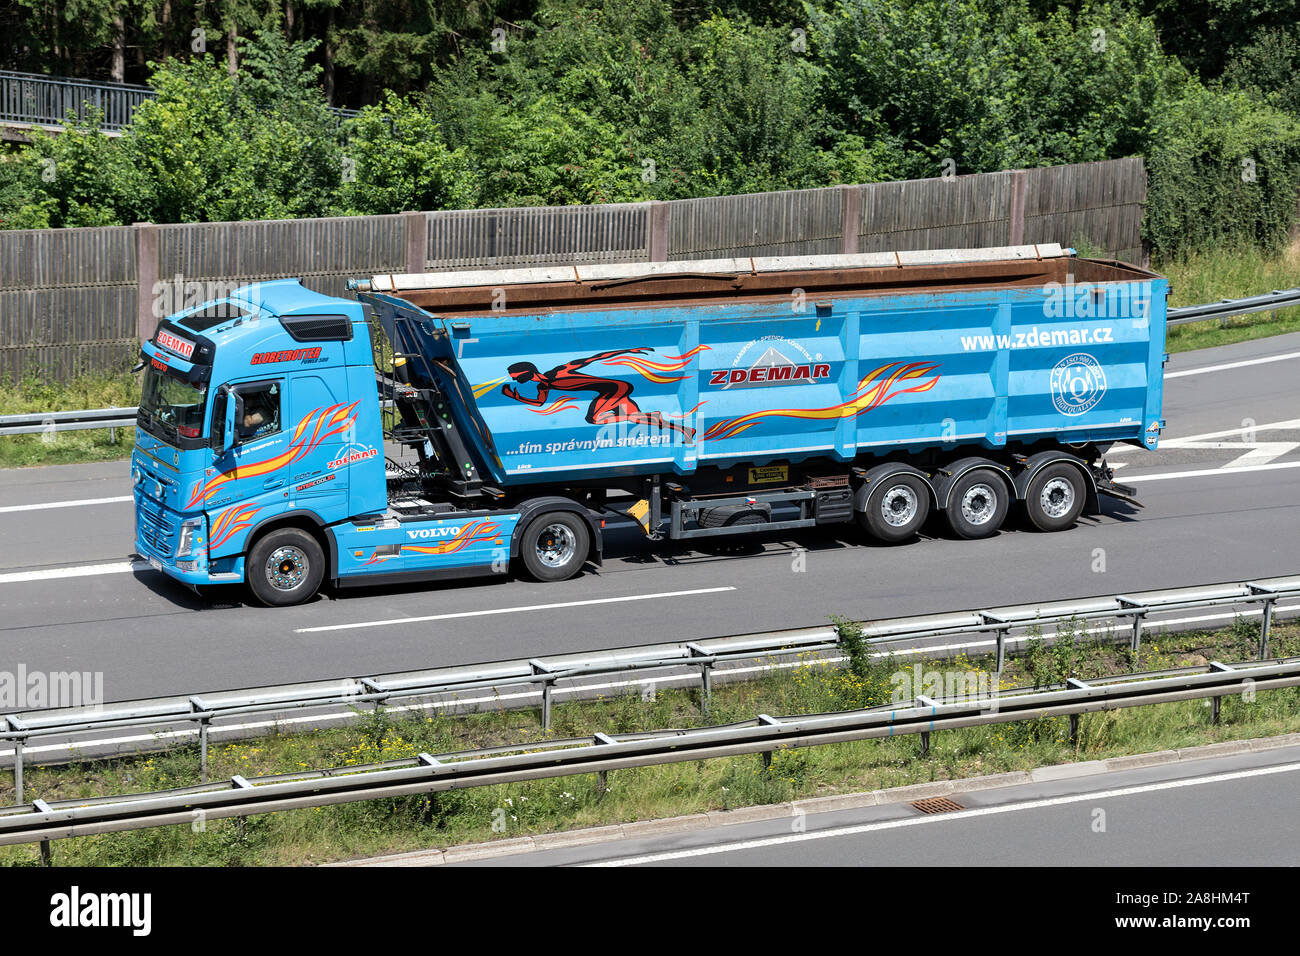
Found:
<box><xmin>709</xmin><ymin>364</ymin><xmax>831</xmax><ymax>387</ymax></box>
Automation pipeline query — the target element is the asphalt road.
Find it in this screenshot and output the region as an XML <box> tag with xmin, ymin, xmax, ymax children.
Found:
<box><xmin>459</xmin><ymin>743</ymin><xmax>1300</xmax><ymax>867</ymax></box>
<box><xmin>1</xmin><ymin>332</ymin><xmax>1298</xmax><ymax>701</ymax></box>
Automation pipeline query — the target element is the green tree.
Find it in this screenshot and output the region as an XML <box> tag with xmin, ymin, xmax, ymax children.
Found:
<box><xmin>338</xmin><ymin>92</ymin><xmax>475</xmax><ymax>214</ymax></box>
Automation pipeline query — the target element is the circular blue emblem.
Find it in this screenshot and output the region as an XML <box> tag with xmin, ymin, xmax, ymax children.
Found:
<box><xmin>1050</xmin><ymin>352</ymin><xmax>1106</xmax><ymax>417</ymax></box>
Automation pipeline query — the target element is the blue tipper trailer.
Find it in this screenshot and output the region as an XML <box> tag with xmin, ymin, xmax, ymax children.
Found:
<box><xmin>130</xmin><ymin>244</ymin><xmax>1167</xmax><ymax>605</ymax></box>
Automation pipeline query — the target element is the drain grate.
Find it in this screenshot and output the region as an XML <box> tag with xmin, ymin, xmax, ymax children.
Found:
<box><xmin>910</xmin><ymin>796</ymin><xmax>965</xmax><ymax>815</ymax></box>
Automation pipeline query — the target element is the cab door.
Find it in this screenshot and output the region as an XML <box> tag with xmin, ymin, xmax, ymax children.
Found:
<box><xmin>286</xmin><ymin>373</ymin><xmax>354</xmax><ymax>524</ymax></box>
<box><xmin>191</xmin><ymin>378</ymin><xmax>292</xmax><ymax>557</ymax></box>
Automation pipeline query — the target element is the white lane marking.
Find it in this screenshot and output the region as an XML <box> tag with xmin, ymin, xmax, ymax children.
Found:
<box><xmin>586</xmin><ymin>761</ymin><xmax>1300</xmax><ymax>866</ymax></box>
<box><xmin>1122</xmin><ymin>461</ymin><xmax>1300</xmax><ymax>483</ymax></box>
<box><xmin>1111</xmin><ymin>418</ymin><xmax>1300</xmax><ymax>469</ymax></box>
<box><xmin>0</xmin><ymin>560</ymin><xmax>147</xmax><ymax>585</ymax></box>
<box><xmin>294</xmin><ymin>587</ymin><xmax>739</xmax><ymax>633</ymax></box>
<box><xmin>0</xmin><ymin>495</ymin><xmax>132</xmax><ymax>514</ymax></box>
<box><xmin>1157</xmin><ymin>418</ymin><xmax>1300</xmax><ymax>445</ymax></box>
<box><xmin>1166</xmin><ymin>349</ymin><xmax>1300</xmax><ymax>379</ymax></box>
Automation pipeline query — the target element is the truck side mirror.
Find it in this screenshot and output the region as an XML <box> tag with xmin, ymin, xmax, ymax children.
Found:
<box><xmin>213</xmin><ymin>386</ymin><xmax>240</xmax><ymax>455</ymax></box>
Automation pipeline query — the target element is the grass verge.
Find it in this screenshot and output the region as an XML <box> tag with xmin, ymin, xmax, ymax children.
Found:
<box><xmin>1</xmin><ymin>616</ymin><xmax>1296</xmax><ymax>867</ymax></box>
<box><xmin>1159</xmin><ymin>241</ymin><xmax>1300</xmax><ymax>353</ymax></box>
<box><xmin>0</xmin><ymin>369</ymin><xmax>139</xmax><ymax>469</ymax></box>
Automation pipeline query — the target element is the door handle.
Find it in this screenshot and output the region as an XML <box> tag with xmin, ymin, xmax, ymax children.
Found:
<box><xmin>263</xmin><ymin>477</ymin><xmax>284</xmax><ymax>490</ymax></box>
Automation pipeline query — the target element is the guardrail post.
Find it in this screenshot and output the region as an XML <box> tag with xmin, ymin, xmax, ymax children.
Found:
<box><xmin>8</xmin><ymin>718</ymin><xmax>28</xmax><ymax>804</ymax></box>
<box><xmin>32</xmin><ymin>799</ymin><xmax>53</xmax><ymax>865</ymax></box>
<box><xmin>981</xmin><ymin>613</ymin><xmax>1009</xmax><ymax>672</ymax></box>
<box><xmin>232</xmin><ymin>775</ymin><xmax>253</xmax><ymax>837</ymax></box>
<box><xmin>687</xmin><ymin>643</ymin><xmax>713</xmax><ymax>716</ymax></box>
<box><xmin>593</xmin><ymin>733</ymin><xmax>616</xmax><ymax>798</ymax></box>
<box><xmin>758</xmin><ymin>714</ymin><xmax>780</xmax><ymax>770</ymax></box>
<box><xmin>1069</xmin><ymin>713</ymin><xmax>1079</xmax><ymax>743</ymax></box>
<box><xmin>1209</xmin><ymin>662</ymin><xmax>1233</xmax><ymax>725</ymax></box>
<box><xmin>190</xmin><ymin>697</ymin><xmax>210</xmax><ymax>782</ymax></box>
<box><xmin>1117</xmin><ymin>598</ymin><xmax>1147</xmax><ymax>656</ymax></box>
<box><xmin>920</xmin><ymin>731</ymin><xmax>930</xmax><ymax>757</ymax></box>
<box><xmin>199</xmin><ymin>718</ymin><xmax>210</xmax><ymax>782</ymax></box>
<box><xmin>1260</xmin><ymin>598</ymin><xmax>1275</xmax><ymax>660</ymax></box>
<box><xmin>13</xmin><ymin>738</ymin><xmax>24</xmax><ymax>804</ymax></box>
<box><xmin>530</xmin><ymin>661</ymin><xmax>555</xmax><ymax>730</ymax></box>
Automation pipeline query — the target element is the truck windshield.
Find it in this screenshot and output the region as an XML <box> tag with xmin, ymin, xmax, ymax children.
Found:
<box><xmin>139</xmin><ymin>365</ymin><xmax>207</xmax><ymax>442</ymax></box>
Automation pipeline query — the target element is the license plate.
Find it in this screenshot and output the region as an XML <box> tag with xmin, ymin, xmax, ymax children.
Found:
<box><xmin>148</xmin><ymin>557</ymin><xmax>163</xmax><ymax>572</ymax></box>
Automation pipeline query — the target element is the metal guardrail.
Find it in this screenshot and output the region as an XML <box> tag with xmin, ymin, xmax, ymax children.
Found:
<box><xmin>0</xmin><ymin>69</ymin><xmax>360</xmax><ymax>134</ymax></box>
<box><xmin>3</xmin><ymin>575</ymin><xmax>1298</xmax><ymax>804</ymax></box>
<box><xmin>0</xmin><ymin>407</ymin><xmax>137</xmax><ymax>437</ymax></box>
<box><xmin>1167</xmin><ymin>287</ymin><xmax>1300</xmax><ymax>326</ymax></box>
<box><xmin>2</xmin><ymin>653</ymin><xmax>1297</xmax><ymax>847</ymax></box>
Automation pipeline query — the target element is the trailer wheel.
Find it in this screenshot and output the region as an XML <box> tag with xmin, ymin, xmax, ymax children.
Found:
<box><xmin>247</xmin><ymin>527</ymin><xmax>325</xmax><ymax>607</ymax></box>
<box><xmin>945</xmin><ymin>468</ymin><xmax>1009</xmax><ymax>539</ymax></box>
<box><xmin>1024</xmin><ymin>463</ymin><xmax>1086</xmax><ymax>531</ymax></box>
<box><xmin>858</xmin><ymin>473</ymin><xmax>931</xmax><ymax>543</ymax></box>
<box><xmin>519</xmin><ymin>512</ymin><xmax>590</xmax><ymax>582</ymax></box>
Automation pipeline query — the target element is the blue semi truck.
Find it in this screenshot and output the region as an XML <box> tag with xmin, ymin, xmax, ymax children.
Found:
<box><xmin>131</xmin><ymin>244</ymin><xmax>1167</xmax><ymax>605</ymax></box>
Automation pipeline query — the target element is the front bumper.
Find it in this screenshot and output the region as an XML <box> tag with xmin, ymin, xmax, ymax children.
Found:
<box><xmin>133</xmin><ymin>489</ymin><xmax>222</xmax><ymax>585</ymax></box>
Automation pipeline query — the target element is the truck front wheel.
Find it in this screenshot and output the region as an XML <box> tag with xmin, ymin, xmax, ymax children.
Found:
<box><xmin>519</xmin><ymin>512</ymin><xmax>590</xmax><ymax>582</ymax></box>
<box><xmin>247</xmin><ymin>527</ymin><xmax>325</xmax><ymax>606</ymax></box>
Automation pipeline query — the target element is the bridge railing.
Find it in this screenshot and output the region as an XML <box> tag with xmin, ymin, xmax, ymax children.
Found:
<box><xmin>0</xmin><ymin>69</ymin><xmax>153</xmax><ymax>131</ymax></box>
<box><xmin>0</xmin><ymin>68</ymin><xmax>360</xmax><ymax>132</ymax></box>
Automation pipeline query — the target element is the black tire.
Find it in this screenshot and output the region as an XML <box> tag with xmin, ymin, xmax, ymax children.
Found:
<box><xmin>247</xmin><ymin>527</ymin><xmax>325</xmax><ymax>607</ymax></box>
<box><xmin>1024</xmin><ymin>462</ymin><xmax>1087</xmax><ymax>531</ymax></box>
<box><xmin>857</xmin><ymin>472</ymin><xmax>931</xmax><ymax>543</ymax></box>
<box><xmin>944</xmin><ymin>468</ymin><xmax>1010</xmax><ymax>539</ymax></box>
<box><xmin>519</xmin><ymin>511</ymin><xmax>590</xmax><ymax>582</ymax></box>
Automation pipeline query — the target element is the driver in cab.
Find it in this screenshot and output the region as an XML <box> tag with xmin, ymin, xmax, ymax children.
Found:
<box><xmin>239</xmin><ymin>388</ymin><xmax>279</xmax><ymax>441</ymax></box>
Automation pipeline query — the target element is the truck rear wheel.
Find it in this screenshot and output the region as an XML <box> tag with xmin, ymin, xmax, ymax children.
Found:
<box><xmin>945</xmin><ymin>468</ymin><xmax>1009</xmax><ymax>539</ymax></box>
<box><xmin>519</xmin><ymin>512</ymin><xmax>590</xmax><ymax>582</ymax></box>
<box><xmin>858</xmin><ymin>473</ymin><xmax>931</xmax><ymax>543</ymax></box>
<box><xmin>1024</xmin><ymin>463</ymin><xmax>1087</xmax><ymax>531</ymax></box>
<box><xmin>247</xmin><ymin>527</ymin><xmax>325</xmax><ymax>607</ymax></box>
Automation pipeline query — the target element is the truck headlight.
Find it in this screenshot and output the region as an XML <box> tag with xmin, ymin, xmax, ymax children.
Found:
<box><xmin>177</xmin><ymin>517</ymin><xmax>204</xmax><ymax>558</ymax></box>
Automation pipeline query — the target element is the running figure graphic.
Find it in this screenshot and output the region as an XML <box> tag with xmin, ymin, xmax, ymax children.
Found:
<box><xmin>502</xmin><ymin>348</ymin><xmax>697</xmax><ymax>441</ymax></box>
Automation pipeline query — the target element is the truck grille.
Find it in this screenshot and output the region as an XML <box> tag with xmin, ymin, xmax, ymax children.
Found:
<box><xmin>137</xmin><ymin>496</ymin><xmax>175</xmax><ymax>557</ymax></box>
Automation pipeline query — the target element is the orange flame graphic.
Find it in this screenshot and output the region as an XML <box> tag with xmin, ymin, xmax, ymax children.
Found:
<box><xmin>531</xmin><ymin>399</ymin><xmax>581</xmax><ymax>416</ymax></box>
<box><xmin>702</xmin><ymin>361</ymin><xmax>940</xmax><ymax>442</ymax></box>
<box><xmin>209</xmin><ymin>505</ymin><xmax>261</xmax><ymax>550</ymax></box>
<box><xmin>186</xmin><ymin>401</ymin><xmax>360</xmax><ymax>509</ymax></box>
<box><xmin>365</xmin><ymin>521</ymin><xmax>503</xmax><ymax>564</ymax></box>
<box><xmin>602</xmin><ymin>345</ymin><xmax>711</xmax><ymax>383</ymax></box>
